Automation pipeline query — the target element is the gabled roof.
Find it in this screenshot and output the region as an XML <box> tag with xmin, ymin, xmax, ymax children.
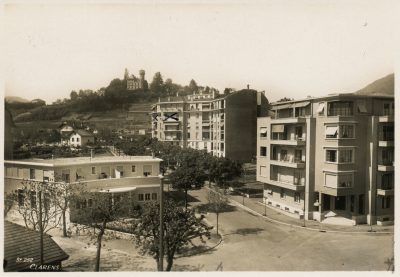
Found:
<box><xmin>74</xmin><ymin>129</ymin><xmax>94</xmax><ymax>137</ymax></box>
<box><xmin>4</xmin><ymin>221</ymin><xmax>69</xmax><ymax>272</ymax></box>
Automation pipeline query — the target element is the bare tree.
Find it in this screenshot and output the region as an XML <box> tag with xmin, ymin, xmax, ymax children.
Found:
<box><xmin>72</xmin><ymin>191</ymin><xmax>131</xmax><ymax>271</ymax></box>
<box><xmin>15</xmin><ymin>180</ymin><xmax>62</xmax><ymax>264</ymax></box>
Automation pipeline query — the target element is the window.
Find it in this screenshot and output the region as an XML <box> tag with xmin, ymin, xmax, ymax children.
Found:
<box><xmin>325</xmin><ymin>126</ymin><xmax>338</xmax><ymax>138</ymax></box>
<box><xmin>132</xmin><ymin>165</ymin><xmax>136</xmax><ymax>172</ymax></box>
<box><xmin>327</xmin><ymin>101</ymin><xmax>354</xmax><ymax>116</ymax></box>
<box><xmin>30</xmin><ymin>191</ymin><xmax>37</xmax><ymax>208</ymax></box>
<box><xmin>91</xmin><ymin>167</ymin><xmax>96</xmax><ymax>174</ymax></box>
<box><xmin>280</xmin><ymin>189</ymin><xmax>286</xmax><ymax>199</ymax></box>
<box><xmin>87</xmin><ymin>199</ymin><xmax>93</xmax><ymax>208</ymax></box>
<box><xmin>382</xmin><ymin>196</ymin><xmax>391</xmax><ymax>209</ymax></box>
<box><xmin>294</xmin><ymin>149</ymin><xmax>302</xmax><ymax>163</ymax></box>
<box><xmin>260</xmin><ymin>147</ymin><xmax>267</xmax><ymax>157</ymax></box>
<box><xmin>145</xmin><ymin>193</ymin><xmax>151</xmax><ymax>201</ymax></box>
<box><xmin>339</xmin><ymin>149</ymin><xmax>353</xmax><ymax>163</ymax></box>
<box><xmin>350</xmin><ymin>195</ymin><xmax>355</xmax><ymax>212</ymax></box>
<box><xmin>340</xmin><ymin>125</ymin><xmax>354</xmax><ymax>138</ymax></box>
<box><xmin>77</xmin><ymin>137</ymin><xmax>80</xmax><ymax>142</ymax></box>
<box><xmin>221</xmin><ymin>143</ymin><xmax>224</xmax><ymax>151</ymax></box>
<box><xmin>260</xmin><ymin>127</ymin><xmax>267</xmax><ymax>138</ymax></box>
<box><xmin>17</xmin><ymin>189</ymin><xmax>25</xmax><ymax>206</ymax></box>
<box><xmin>259</xmin><ymin>166</ymin><xmax>267</xmax><ymax>177</ymax></box>
<box><xmin>72</xmin><ymin>138</ymin><xmax>75</xmax><ymax>142</ymax></box>
<box><xmin>294</xmin><ymin>192</ymin><xmax>301</xmax><ymax>203</ymax></box>
<box><xmin>317</xmin><ymin>102</ymin><xmax>325</xmax><ymax>115</ymax></box>
<box><xmin>143</xmin><ymin>165</ymin><xmax>152</xmax><ymax>176</ymax></box>
<box><xmin>358</xmin><ymin>195</ymin><xmax>364</xmax><ymax>214</ymax></box>
<box><xmin>138</xmin><ymin>194</ymin><xmax>144</xmax><ymax>201</ymax></box>
<box><xmin>357</xmin><ymin>101</ymin><xmax>367</xmax><ymax>113</ymax></box>
<box><xmin>152</xmin><ymin>193</ymin><xmax>157</xmax><ymax>200</ymax></box>
<box><xmin>30</xmin><ymin>169</ymin><xmax>35</xmax><ymax>180</ymax></box>
<box><xmin>116</xmin><ymin>166</ymin><xmax>124</xmax><ymax>177</ymax></box>
<box><xmin>295</xmin><ymin>126</ymin><xmax>303</xmax><ymax>140</ymax></box>
<box><xmin>280</xmin><ymin>149</ymin><xmax>288</xmax><ymax>161</ymax></box>
<box><xmin>187</xmin><ymin>132</ymin><xmax>190</xmax><ymax>139</ymax></box>
<box><xmin>326</xmin><ymin>150</ymin><xmax>337</xmax><ymax>162</ymax></box>
<box><xmin>338</xmin><ymin>174</ymin><xmax>353</xmax><ymax>187</ymax></box>
<box><xmin>381</xmin><ymin>173</ymin><xmax>393</xmax><ymax>190</ymax></box>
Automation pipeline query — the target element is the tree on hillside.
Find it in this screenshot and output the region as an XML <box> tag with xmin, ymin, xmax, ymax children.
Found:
<box><xmin>130</xmin><ymin>199</ymin><xmax>211</xmax><ymax>271</ymax></box>
<box><xmin>150</xmin><ymin>72</ymin><xmax>164</xmax><ymax>94</ymax></box>
<box><xmin>189</xmin><ymin>79</ymin><xmax>198</xmax><ymax>94</ymax></box>
<box><xmin>70</xmin><ymin>90</ymin><xmax>78</xmax><ymax>101</ymax></box>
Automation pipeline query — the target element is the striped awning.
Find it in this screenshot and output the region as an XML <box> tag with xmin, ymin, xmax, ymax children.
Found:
<box><xmin>99</xmin><ymin>187</ymin><xmax>137</xmax><ymax>193</ymax></box>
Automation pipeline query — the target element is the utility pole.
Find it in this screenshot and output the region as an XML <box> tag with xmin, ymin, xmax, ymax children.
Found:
<box><xmin>158</xmin><ymin>175</ymin><xmax>164</xmax><ymax>271</ymax></box>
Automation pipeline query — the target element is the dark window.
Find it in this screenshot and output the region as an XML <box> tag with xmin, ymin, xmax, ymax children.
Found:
<box><xmin>138</xmin><ymin>194</ymin><xmax>144</xmax><ymax>201</ymax></box>
<box><xmin>280</xmin><ymin>188</ymin><xmax>285</xmax><ymax>199</ymax></box>
<box><xmin>382</xmin><ymin>197</ymin><xmax>391</xmax><ymax>209</ymax></box>
<box><xmin>294</xmin><ymin>192</ymin><xmax>301</xmax><ymax>203</ymax></box>
<box><xmin>145</xmin><ymin>193</ymin><xmax>151</xmax><ymax>201</ymax></box>
<box><xmin>30</xmin><ymin>169</ymin><xmax>35</xmax><ymax>180</ymax></box>
<box><xmin>358</xmin><ymin>195</ymin><xmax>365</xmax><ymax>214</ymax></box>
<box><xmin>350</xmin><ymin>195</ymin><xmax>355</xmax><ymax>213</ymax></box>
<box><xmin>92</xmin><ymin>167</ymin><xmax>96</xmax><ymax>174</ymax></box>
<box><xmin>326</xmin><ymin>150</ymin><xmax>337</xmax><ymax>162</ymax></box>
<box><xmin>151</xmin><ymin>193</ymin><xmax>157</xmax><ymax>200</ymax></box>
<box><xmin>328</xmin><ymin>101</ymin><xmax>354</xmax><ymax>116</ymax></box>
<box><xmin>335</xmin><ymin>196</ymin><xmax>346</xmax><ymax>210</ymax></box>
<box><xmin>260</xmin><ymin>147</ymin><xmax>267</xmax><ymax>157</ymax></box>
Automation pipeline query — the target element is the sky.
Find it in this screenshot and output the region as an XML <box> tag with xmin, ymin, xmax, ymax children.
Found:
<box><xmin>3</xmin><ymin>0</ymin><xmax>400</xmax><ymax>104</ymax></box>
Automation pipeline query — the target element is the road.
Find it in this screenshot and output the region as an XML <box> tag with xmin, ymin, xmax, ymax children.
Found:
<box><xmin>173</xmin><ymin>188</ymin><xmax>394</xmax><ymax>271</ymax></box>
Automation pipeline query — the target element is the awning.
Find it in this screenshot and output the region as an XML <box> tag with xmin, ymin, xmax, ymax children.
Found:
<box><xmin>260</xmin><ymin>127</ymin><xmax>268</xmax><ymax>134</ymax></box>
<box><xmin>293</xmin><ymin>101</ymin><xmax>310</xmax><ymax>108</ymax></box>
<box><xmin>99</xmin><ymin>187</ymin><xmax>137</xmax><ymax>193</ymax></box>
<box><xmin>273</xmin><ymin>103</ymin><xmax>293</xmax><ymax>110</ymax></box>
<box><xmin>357</xmin><ymin>101</ymin><xmax>367</xmax><ymax>113</ymax></box>
<box><xmin>317</xmin><ymin>102</ymin><xmax>325</xmax><ymax>113</ymax></box>
<box><xmin>325</xmin><ymin>126</ymin><xmax>338</xmax><ymax>136</ymax></box>
<box><xmin>271</xmin><ymin>125</ymin><xmax>285</xmax><ymax>133</ymax></box>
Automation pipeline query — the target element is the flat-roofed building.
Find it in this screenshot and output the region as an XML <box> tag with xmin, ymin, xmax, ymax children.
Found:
<box><xmin>152</xmin><ymin>89</ymin><xmax>269</xmax><ymax>162</ymax></box>
<box><xmin>257</xmin><ymin>94</ymin><xmax>394</xmax><ymax>225</ymax></box>
<box><xmin>4</xmin><ymin>156</ymin><xmax>163</xmax><ymax>221</ymax></box>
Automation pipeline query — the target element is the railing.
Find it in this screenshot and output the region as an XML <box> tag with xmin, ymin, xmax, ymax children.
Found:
<box><xmin>270</xmin><ymin>177</ymin><xmax>304</xmax><ymax>186</ymax></box>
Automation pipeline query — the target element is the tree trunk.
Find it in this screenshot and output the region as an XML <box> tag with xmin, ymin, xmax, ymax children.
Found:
<box><xmin>166</xmin><ymin>255</ymin><xmax>174</xmax><ymax>271</ymax></box>
<box><xmin>184</xmin><ymin>189</ymin><xmax>188</xmax><ymax>211</ymax></box>
<box><xmin>38</xmin><ymin>190</ymin><xmax>44</xmax><ymax>265</ymax></box>
<box><xmin>62</xmin><ymin>209</ymin><xmax>67</xmax><ymax>237</ymax></box>
<box><xmin>216</xmin><ymin>212</ymin><xmax>219</xmax><ymax>235</ymax></box>
<box><xmin>95</xmin><ymin>220</ymin><xmax>107</xmax><ymax>271</ymax></box>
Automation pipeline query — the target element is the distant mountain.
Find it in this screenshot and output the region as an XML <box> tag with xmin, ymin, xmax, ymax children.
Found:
<box><xmin>5</xmin><ymin>96</ymin><xmax>30</xmax><ymax>103</ymax></box>
<box><xmin>353</xmin><ymin>73</ymin><xmax>394</xmax><ymax>96</ymax></box>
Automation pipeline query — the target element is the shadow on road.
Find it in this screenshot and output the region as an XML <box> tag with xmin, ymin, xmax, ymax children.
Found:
<box><xmin>195</xmin><ymin>203</ymin><xmax>237</xmax><ymax>214</ymax></box>
<box><xmin>224</xmin><ymin>227</ymin><xmax>264</xmax><ymax>237</ymax></box>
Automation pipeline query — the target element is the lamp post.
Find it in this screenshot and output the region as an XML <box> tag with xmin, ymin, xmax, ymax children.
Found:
<box><xmin>158</xmin><ymin>174</ymin><xmax>164</xmax><ymax>271</ymax></box>
<box><xmin>302</xmin><ymin>192</ymin><xmax>306</xmax><ymax>227</ymax></box>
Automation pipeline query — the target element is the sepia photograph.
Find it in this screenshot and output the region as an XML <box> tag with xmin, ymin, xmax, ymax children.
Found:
<box><xmin>2</xmin><ymin>0</ymin><xmax>398</xmax><ymax>273</ymax></box>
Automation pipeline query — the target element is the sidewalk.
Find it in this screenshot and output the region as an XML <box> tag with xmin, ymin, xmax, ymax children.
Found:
<box><xmin>225</xmin><ymin>192</ymin><xmax>394</xmax><ymax>233</ymax></box>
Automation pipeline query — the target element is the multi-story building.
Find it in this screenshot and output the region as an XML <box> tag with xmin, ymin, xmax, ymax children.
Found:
<box><xmin>4</xmin><ymin>156</ymin><xmax>163</xmax><ymax>221</ymax></box>
<box><xmin>124</xmin><ymin>69</ymin><xmax>148</xmax><ymax>91</ymax></box>
<box><xmin>152</xmin><ymin>89</ymin><xmax>269</xmax><ymax>162</ymax></box>
<box><xmin>257</xmin><ymin>94</ymin><xmax>394</xmax><ymax>225</ymax></box>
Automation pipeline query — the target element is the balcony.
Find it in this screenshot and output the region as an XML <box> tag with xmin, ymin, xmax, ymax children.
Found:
<box><xmin>268</xmin><ymin>179</ymin><xmax>305</xmax><ymax>191</ymax></box>
<box><xmin>377</xmin><ymin>187</ymin><xmax>394</xmax><ymax>196</ymax></box>
<box><xmin>270</xmin><ymin>158</ymin><xmax>305</xmax><ymax>169</ymax></box>
<box><xmin>270</xmin><ymin>117</ymin><xmax>306</xmax><ymax>124</ymax></box>
<box><xmin>270</xmin><ymin>137</ymin><xmax>306</xmax><ymax>146</ymax></box>
<box><xmin>379</xmin><ymin>115</ymin><xmax>394</xmax><ymax>123</ymax></box>
<box><xmin>379</xmin><ymin>141</ymin><xmax>394</xmax><ymax>147</ymax></box>
<box><xmin>378</xmin><ymin>160</ymin><xmax>394</xmax><ymax>172</ymax></box>
<box><xmin>70</xmin><ymin>176</ymin><xmax>161</xmax><ymax>190</ymax></box>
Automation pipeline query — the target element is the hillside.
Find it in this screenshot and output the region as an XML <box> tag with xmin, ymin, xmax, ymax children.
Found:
<box><xmin>5</xmin><ymin>96</ymin><xmax>30</xmax><ymax>103</ymax></box>
<box><xmin>353</xmin><ymin>73</ymin><xmax>394</xmax><ymax>96</ymax></box>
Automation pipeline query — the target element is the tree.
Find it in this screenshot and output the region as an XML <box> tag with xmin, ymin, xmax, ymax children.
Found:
<box><xmin>189</xmin><ymin>79</ymin><xmax>198</xmax><ymax>93</ymax></box>
<box><xmin>210</xmin><ymin>158</ymin><xmax>243</xmax><ymax>189</ymax></box>
<box><xmin>150</xmin><ymin>72</ymin><xmax>164</xmax><ymax>94</ymax></box>
<box><xmin>52</xmin><ymin>181</ymin><xmax>85</xmax><ymax>237</ymax></box>
<box><xmin>130</xmin><ymin>199</ymin><xmax>211</xmax><ymax>271</ymax></box>
<box><xmin>72</xmin><ymin>191</ymin><xmax>130</xmax><ymax>271</ymax></box>
<box><xmin>207</xmin><ymin>188</ymin><xmax>228</xmax><ymax>235</ymax></box>
<box><xmin>277</xmin><ymin>97</ymin><xmax>293</xmax><ymax>102</ymax></box>
<box><xmin>14</xmin><ymin>181</ymin><xmax>62</xmax><ymax>264</ymax></box>
<box><xmin>70</xmin><ymin>90</ymin><xmax>78</xmax><ymax>101</ymax></box>
<box><xmin>169</xmin><ymin>165</ymin><xmax>206</xmax><ymax>210</ymax></box>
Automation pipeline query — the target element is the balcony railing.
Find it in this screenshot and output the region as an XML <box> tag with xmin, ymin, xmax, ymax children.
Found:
<box><xmin>270</xmin><ymin>177</ymin><xmax>304</xmax><ymax>186</ymax></box>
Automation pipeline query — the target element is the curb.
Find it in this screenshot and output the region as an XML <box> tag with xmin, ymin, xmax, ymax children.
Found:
<box><xmin>228</xmin><ymin>197</ymin><xmax>394</xmax><ymax>235</ymax></box>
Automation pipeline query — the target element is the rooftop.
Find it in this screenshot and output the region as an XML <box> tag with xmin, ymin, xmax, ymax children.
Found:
<box><xmin>5</xmin><ymin>155</ymin><xmax>163</xmax><ymax>167</ymax></box>
<box><xmin>4</xmin><ymin>221</ymin><xmax>69</xmax><ymax>272</ymax></box>
<box><xmin>271</xmin><ymin>93</ymin><xmax>394</xmax><ymax>107</ymax></box>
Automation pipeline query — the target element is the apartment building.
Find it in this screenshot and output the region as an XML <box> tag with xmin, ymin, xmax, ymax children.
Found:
<box><xmin>152</xmin><ymin>89</ymin><xmax>268</xmax><ymax>162</ymax></box>
<box><xmin>4</xmin><ymin>156</ymin><xmax>162</xmax><ymax>221</ymax></box>
<box><xmin>257</xmin><ymin>94</ymin><xmax>394</xmax><ymax>225</ymax></box>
